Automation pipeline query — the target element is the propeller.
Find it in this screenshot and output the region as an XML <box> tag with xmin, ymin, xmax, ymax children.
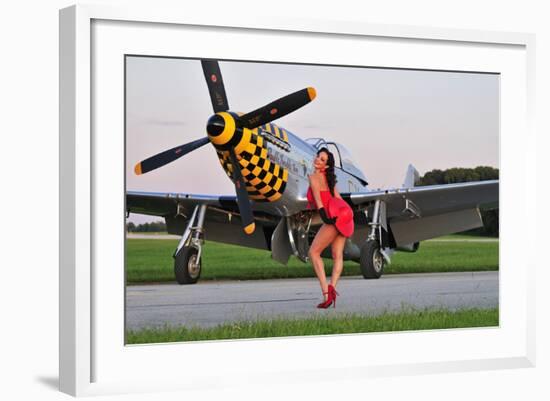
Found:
<box><xmin>134</xmin><ymin>59</ymin><xmax>317</xmax><ymax>234</ymax></box>
<box><xmin>239</xmin><ymin>87</ymin><xmax>316</xmax><ymax>129</ymax></box>
<box><xmin>227</xmin><ymin>148</ymin><xmax>255</xmax><ymax>234</ymax></box>
<box><xmin>201</xmin><ymin>60</ymin><xmax>229</xmax><ymax>112</ymax></box>
<box><xmin>134</xmin><ymin>60</ymin><xmax>230</xmax><ymax>176</ymax></box>
<box><xmin>134</xmin><ymin>137</ymin><xmax>210</xmax><ymax>175</ymax></box>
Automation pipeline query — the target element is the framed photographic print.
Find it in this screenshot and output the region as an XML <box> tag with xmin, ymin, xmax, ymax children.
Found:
<box><xmin>60</xmin><ymin>4</ymin><xmax>535</xmax><ymax>397</ymax></box>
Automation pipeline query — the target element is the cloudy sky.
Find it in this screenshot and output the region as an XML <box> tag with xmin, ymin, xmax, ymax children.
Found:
<box><xmin>126</xmin><ymin>57</ymin><xmax>499</xmax><ymax>224</ymax></box>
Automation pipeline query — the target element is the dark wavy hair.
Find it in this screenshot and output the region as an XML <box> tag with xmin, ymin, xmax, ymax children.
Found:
<box><xmin>317</xmin><ymin>147</ymin><xmax>337</xmax><ymax>197</ymax></box>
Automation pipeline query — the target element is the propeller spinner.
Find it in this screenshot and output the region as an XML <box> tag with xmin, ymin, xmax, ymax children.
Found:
<box><xmin>133</xmin><ymin>59</ymin><xmax>316</xmax><ymax>234</ymax></box>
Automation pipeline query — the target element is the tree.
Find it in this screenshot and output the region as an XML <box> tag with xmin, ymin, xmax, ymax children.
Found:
<box><xmin>418</xmin><ymin>166</ymin><xmax>498</xmax><ymax>186</ymax></box>
<box><xmin>126</xmin><ymin>222</ymin><xmax>136</xmax><ymax>232</ymax></box>
<box><xmin>419</xmin><ymin>169</ymin><xmax>444</xmax><ymax>186</ymax></box>
<box><xmin>130</xmin><ymin>220</ymin><xmax>167</xmax><ymax>233</ymax></box>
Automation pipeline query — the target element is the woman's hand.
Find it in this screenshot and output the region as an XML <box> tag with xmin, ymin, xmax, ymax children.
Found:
<box><xmin>319</xmin><ymin>208</ymin><xmax>337</xmax><ymax>224</ymax></box>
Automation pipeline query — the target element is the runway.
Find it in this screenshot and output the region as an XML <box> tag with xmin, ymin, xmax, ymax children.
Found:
<box><xmin>125</xmin><ymin>271</ymin><xmax>498</xmax><ymax>331</ymax></box>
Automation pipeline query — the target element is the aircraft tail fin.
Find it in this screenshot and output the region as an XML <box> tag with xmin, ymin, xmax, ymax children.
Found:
<box><xmin>402</xmin><ymin>164</ymin><xmax>420</xmax><ymax>188</ymax></box>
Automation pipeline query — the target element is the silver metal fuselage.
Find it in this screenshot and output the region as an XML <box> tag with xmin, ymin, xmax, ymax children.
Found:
<box><xmin>246</xmin><ymin>127</ymin><xmax>368</xmax><ymax>217</ymax></box>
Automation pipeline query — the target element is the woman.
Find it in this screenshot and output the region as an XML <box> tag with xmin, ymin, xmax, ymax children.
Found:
<box><xmin>307</xmin><ymin>147</ymin><xmax>354</xmax><ymax>309</ymax></box>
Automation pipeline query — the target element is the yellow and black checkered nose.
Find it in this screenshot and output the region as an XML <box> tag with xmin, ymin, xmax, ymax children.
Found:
<box><xmin>216</xmin><ymin>126</ymin><xmax>288</xmax><ymax>203</ymax></box>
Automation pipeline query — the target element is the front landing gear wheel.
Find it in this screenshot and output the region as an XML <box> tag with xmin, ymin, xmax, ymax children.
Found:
<box><xmin>174</xmin><ymin>246</ymin><xmax>201</xmax><ymax>285</ymax></box>
<box><xmin>360</xmin><ymin>240</ymin><xmax>385</xmax><ymax>279</ymax></box>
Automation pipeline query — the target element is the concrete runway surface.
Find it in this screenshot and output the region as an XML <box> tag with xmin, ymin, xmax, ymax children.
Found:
<box><xmin>126</xmin><ymin>271</ymin><xmax>498</xmax><ymax>331</ymax></box>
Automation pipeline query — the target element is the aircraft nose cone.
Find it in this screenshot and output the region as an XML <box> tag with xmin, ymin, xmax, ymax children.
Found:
<box><xmin>206</xmin><ymin>112</ymin><xmax>240</xmax><ymax>149</ymax></box>
<box><xmin>206</xmin><ymin>114</ymin><xmax>225</xmax><ymax>137</ymax></box>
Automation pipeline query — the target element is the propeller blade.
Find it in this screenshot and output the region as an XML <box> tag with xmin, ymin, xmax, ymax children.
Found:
<box><xmin>239</xmin><ymin>87</ymin><xmax>316</xmax><ymax>129</ymax></box>
<box><xmin>134</xmin><ymin>137</ymin><xmax>210</xmax><ymax>175</ymax></box>
<box><xmin>201</xmin><ymin>60</ymin><xmax>230</xmax><ymax>113</ymax></box>
<box><xmin>227</xmin><ymin>148</ymin><xmax>255</xmax><ymax>234</ymax></box>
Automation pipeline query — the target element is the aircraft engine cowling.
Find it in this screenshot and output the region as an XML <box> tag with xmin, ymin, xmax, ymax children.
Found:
<box><xmin>206</xmin><ymin>111</ymin><xmax>252</xmax><ymax>155</ymax></box>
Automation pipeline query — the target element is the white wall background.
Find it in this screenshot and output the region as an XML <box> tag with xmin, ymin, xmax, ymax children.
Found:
<box><xmin>0</xmin><ymin>1</ymin><xmax>548</xmax><ymax>400</ymax></box>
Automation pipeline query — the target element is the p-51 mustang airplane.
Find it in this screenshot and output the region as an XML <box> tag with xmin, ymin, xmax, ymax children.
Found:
<box><xmin>127</xmin><ymin>59</ymin><xmax>498</xmax><ymax>285</ymax></box>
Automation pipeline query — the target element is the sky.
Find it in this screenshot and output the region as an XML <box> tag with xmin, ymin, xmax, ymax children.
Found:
<box><xmin>126</xmin><ymin>57</ymin><xmax>499</xmax><ymax>224</ymax></box>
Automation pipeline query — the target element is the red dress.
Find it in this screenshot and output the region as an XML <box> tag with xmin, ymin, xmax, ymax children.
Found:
<box><xmin>307</xmin><ymin>173</ymin><xmax>354</xmax><ymax>238</ymax></box>
<box><xmin>307</xmin><ymin>187</ymin><xmax>332</xmax><ymax>210</ymax></box>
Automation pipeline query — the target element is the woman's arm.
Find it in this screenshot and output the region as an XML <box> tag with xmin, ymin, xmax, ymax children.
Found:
<box><xmin>334</xmin><ymin>186</ymin><xmax>343</xmax><ymax>200</ymax></box>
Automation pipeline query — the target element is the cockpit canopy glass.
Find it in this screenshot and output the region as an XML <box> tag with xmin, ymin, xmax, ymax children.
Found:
<box><xmin>305</xmin><ymin>138</ymin><xmax>368</xmax><ymax>185</ymax></box>
<box><xmin>305</xmin><ymin>138</ymin><xmax>327</xmax><ymax>149</ymax></box>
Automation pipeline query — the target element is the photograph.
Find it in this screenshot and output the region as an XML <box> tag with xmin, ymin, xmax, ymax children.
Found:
<box><xmin>124</xmin><ymin>56</ymin><xmax>499</xmax><ymax>345</ymax></box>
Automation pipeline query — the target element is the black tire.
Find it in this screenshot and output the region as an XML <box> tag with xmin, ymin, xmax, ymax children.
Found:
<box><xmin>359</xmin><ymin>240</ymin><xmax>385</xmax><ymax>279</ymax></box>
<box><xmin>174</xmin><ymin>246</ymin><xmax>201</xmax><ymax>285</ymax></box>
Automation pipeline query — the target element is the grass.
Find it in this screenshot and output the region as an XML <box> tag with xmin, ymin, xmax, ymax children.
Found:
<box><xmin>426</xmin><ymin>234</ymin><xmax>498</xmax><ymax>240</ymax></box>
<box><xmin>126</xmin><ymin>307</ymin><xmax>499</xmax><ymax>344</ymax></box>
<box><xmin>388</xmin><ymin>241</ymin><xmax>498</xmax><ymax>273</ymax></box>
<box><xmin>126</xmin><ymin>238</ymin><xmax>499</xmax><ymax>284</ymax></box>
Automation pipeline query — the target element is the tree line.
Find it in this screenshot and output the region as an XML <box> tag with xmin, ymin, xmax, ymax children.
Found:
<box><xmin>417</xmin><ymin>166</ymin><xmax>499</xmax><ymax>237</ymax></box>
<box><xmin>126</xmin><ymin>221</ymin><xmax>167</xmax><ymax>232</ymax></box>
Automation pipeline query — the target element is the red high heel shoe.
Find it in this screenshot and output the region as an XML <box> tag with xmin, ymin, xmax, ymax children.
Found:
<box><xmin>317</xmin><ymin>285</ymin><xmax>339</xmax><ymax>309</ymax></box>
<box><xmin>317</xmin><ymin>291</ymin><xmax>333</xmax><ymax>309</ymax></box>
<box><xmin>328</xmin><ymin>284</ymin><xmax>339</xmax><ymax>308</ymax></box>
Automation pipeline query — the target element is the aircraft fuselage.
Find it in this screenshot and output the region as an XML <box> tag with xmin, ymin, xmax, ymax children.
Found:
<box><xmin>210</xmin><ymin>115</ymin><xmax>368</xmax><ymax>217</ymax></box>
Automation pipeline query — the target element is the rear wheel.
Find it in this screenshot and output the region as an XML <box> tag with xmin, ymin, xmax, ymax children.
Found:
<box><xmin>359</xmin><ymin>240</ymin><xmax>385</xmax><ymax>279</ymax></box>
<box><xmin>174</xmin><ymin>246</ymin><xmax>201</xmax><ymax>285</ymax></box>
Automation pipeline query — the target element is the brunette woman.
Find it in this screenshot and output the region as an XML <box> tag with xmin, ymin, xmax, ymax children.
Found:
<box><xmin>306</xmin><ymin>147</ymin><xmax>354</xmax><ymax>308</ymax></box>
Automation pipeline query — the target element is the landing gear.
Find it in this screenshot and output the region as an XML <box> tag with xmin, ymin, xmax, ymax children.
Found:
<box><xmin>175</xmin><ymin>246</ymin><xmax>202</xmax><ymax>284</ymax></box>
<box><xmin>173</xmin><ymin>204</ymin><xmax>207</xmax><ymax>285</ymax></box>
<box><xmin>360</xmin><ymin>199</ymin><xmax>387</xmax><ymax>279</ymax></box>
<box><xmin>359</xmin><ymin>240</ymin><xmax>385</xmax><ymax>279</ymax></box>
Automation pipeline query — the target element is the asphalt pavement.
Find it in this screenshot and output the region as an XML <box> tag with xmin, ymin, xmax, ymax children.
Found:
<box><xmin>125</xmin><ymin>271</ymin><xmax>498</xmax><ymax>330</ymax></box>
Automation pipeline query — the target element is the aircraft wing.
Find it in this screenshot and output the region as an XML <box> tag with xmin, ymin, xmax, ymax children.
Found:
<box><xmin>127</xmin><ymin>191</ymin><xmax>240</xmax><ymax>217</ymax></box>
<box><xmin>341</xmin><ymin>180</ymin><xmax>498</xmax><ymax>245</ymax></box>
<box><xmin>127</xmin><ymin>191</ymin><xmax>276</xmax><ymax>250</ymax></box>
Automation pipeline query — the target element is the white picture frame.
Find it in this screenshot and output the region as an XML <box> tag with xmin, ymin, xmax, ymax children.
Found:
<box><xmin>59</xmin><ymin>4</ymin><xmax>536</xmax><ymax>397</ymax></box>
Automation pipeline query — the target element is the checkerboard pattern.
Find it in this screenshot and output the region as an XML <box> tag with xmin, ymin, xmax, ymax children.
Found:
<box><xmin>216</xmin><ymin>128</ymin><xmax>288</xmax><ymax>202</ymax></box>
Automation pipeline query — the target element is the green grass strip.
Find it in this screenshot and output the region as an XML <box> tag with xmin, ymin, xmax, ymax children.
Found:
<box><xmin>126</xmin><ymin>307</ymin><xmax>498</xmax><ymax>344</ymax></box>
<box><xmin>126</xmin><ymin>239</ymin><xmax>499</xmax><ymax>284</ymax></box>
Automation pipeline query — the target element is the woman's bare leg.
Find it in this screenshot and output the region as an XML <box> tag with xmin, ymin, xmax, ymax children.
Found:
<box><xmin>309</xmin><ymin>224</ymin><xmax>339</xmax><ymax>300</ymax></box>
<box><xmin>330</xmin><ymin>234</ymin><xmax>347</xmax><ymax>289</ymax></box>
